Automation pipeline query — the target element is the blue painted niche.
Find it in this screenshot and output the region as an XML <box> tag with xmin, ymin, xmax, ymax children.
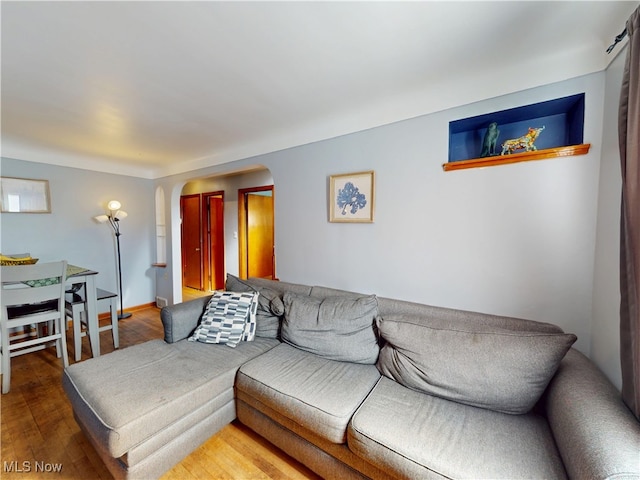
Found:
<box><xmin>448</xmin><ymin>93</ymin><xmax>585</xmax><ymax>163</ymax></box>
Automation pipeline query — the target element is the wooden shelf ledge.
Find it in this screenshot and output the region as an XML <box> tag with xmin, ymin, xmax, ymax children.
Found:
<box><xmin>442</xmin><ymin>144</ymin><xmax>591</xmax><ymax>172</ymax></box>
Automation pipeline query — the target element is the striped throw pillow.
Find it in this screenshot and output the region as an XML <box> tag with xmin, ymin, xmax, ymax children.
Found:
<box><xmin>188</xmin><ymin>291</ymin><xmax>258</xmax><ymax>347</ymax></box>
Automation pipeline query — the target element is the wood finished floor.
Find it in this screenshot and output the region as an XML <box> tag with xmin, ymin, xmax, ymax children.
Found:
<box><xmin>1</xmin><ymin>305</ymin><xmax>321</xmax><ymax>480</ymax></box>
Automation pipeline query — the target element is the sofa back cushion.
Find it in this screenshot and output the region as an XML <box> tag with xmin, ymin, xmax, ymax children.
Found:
<box><xmin>310</xmin><ymin>285</ymin><xmax>366</xmax><ymax>299</ymax></box>
<box><xmin>377</xmin><ymin>297</ymin><xmax>565</xmax><ymax>334</ymax></box>
<box><xmin>282</xmin><ymin>292</ymin><xmax>380</xmax><ymax>364</ymax></box>
<box><xmin>226</xmin><ymin>274</ymin><xmax>285</xmax><ymax>339</ymax></box>
<box><xmin>376</xmin><ymin>314</ymin><xmax>576</xmax><ymax>414</ymax></box>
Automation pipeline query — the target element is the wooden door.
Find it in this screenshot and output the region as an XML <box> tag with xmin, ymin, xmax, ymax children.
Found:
<box><xmin>247</xmin><ymin>193</ymin><xmax>274</xmax><ymax>279</ymax></box>
<box><xmin>181</xmin><ymin>194</ymin><xmax>202</xmax><ymax>290</ymax></box>
<box><xmin>205</xmin><ymin>194</ymin><xmax>225</xmax><ymax>291</ymax></box>
<box><xmin>238</xmin><ymin>186</ymin><xmax>275</xmax><ymax>280</ymax></box>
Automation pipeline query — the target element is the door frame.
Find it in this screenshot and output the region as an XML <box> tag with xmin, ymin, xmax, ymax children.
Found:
<box><xmin>238</xmin><ymin>185</ymin><xmax>274</xmax><ymax>280</ymax></box>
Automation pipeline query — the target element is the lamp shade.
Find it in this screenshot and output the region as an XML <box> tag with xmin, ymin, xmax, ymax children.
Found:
<box><xmin>107</xmin><ymin>200</ymin><xmax>122</xmax><ymax>211</ymax></box>
<box><xmin>94</xmin><ymin>214</ymin><xmax>109</xmax><ymax>223</ymax></box>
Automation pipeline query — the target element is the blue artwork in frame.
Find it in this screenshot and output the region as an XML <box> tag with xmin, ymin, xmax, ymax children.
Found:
<box><xmin>329</xmin><ymin>171</ymin><xmax>375</xmax><ymax>223</ymax></box>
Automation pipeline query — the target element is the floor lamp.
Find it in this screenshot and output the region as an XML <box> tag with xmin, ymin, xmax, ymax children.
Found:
<box><xmin>95</xmin><ymin>200</ymin><xmax>132</xmax><ymax>320</ymax></box>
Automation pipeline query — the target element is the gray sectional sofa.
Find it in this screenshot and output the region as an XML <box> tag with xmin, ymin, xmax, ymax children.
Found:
<box><xmin>63</xmin><ymin>275</ymin><xmax>640</xmax><ymax>480</ymax></box>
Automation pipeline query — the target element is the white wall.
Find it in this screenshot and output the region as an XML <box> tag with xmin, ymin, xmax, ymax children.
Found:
<box><xmin>0</xmin><ymin>158</ymin><xmax>155</xmax><ymax>311</ymax></box>
<box><xmin>591</xmin><ymin>46</ymin><xmax>626</xmax><ymax>390</ymax></box>
<box><xmin>157</xmin><ymin>72</ymin><xmax>606</xmax><ymax>360</ymax></box>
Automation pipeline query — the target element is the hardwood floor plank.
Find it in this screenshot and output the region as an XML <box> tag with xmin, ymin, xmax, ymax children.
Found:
<box><xmin>2</xmin><ymin>306</ymin><xmax>319</xmax><ymax>480</ymax></box>
<box><xmin>222</xmin><ymin>423</ymin><xmax>314</xmax><ymax>480</ymax></box>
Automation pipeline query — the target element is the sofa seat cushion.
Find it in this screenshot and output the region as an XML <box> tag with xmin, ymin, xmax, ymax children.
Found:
<box><xmin>236</xmin><ymin>343</ymin><xmax>380</xmax><ymax>444</ymax></box>
<box><xmin>63</xmin><ymin>337</ymin><xmax>279</xmax><ymax>458</ymax></box>
<box><xmin>348</xmin><ymin>377</ymin><xmax>567</xmax><ymax>480</ymax></box>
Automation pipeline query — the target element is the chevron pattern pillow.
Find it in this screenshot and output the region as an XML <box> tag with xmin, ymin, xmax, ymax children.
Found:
<box><xmin>188</xmin><ymin>291</ymin><xmax>259</xmax><ymax>347</ymax></box>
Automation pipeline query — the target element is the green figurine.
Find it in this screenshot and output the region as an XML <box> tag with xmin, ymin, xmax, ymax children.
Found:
<box><xmin>480</xmin><ymin>122</ymin><xmax>499</xmax><ymax>157</ymax></box>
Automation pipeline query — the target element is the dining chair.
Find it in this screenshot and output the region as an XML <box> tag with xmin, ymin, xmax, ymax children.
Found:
<box><xmin>1</xmin><ymin>260</ymin><xmax>69</xmax><ymax>394</ymax></box>
<box><xmin>66</xmin><ymin>287</ymin><xmax>119</xmax><ymax>361</ymax></box>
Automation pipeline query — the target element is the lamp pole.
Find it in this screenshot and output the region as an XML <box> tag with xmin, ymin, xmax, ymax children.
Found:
<box><xmin>95</xmin><ymin>200</ymin><xmax>132</xmax><ymax>320</ymax></box>
<box><xmin>108</xmin><ymin>215</ymin><xmax>132</xmax><ymax>320</ymax></box>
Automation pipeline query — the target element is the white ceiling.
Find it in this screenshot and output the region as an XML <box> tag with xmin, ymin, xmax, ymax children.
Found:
<box><xmin>1</xmin><ymin>1</ymin><xmax>637</xmax><ymax>179</ymax></box>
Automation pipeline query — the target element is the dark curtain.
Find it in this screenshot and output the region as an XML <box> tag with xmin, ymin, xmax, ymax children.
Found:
<box><xmin>620</xmin><ymin>5</ymin><xmax>640</xmax><ymax>421</ymax></box>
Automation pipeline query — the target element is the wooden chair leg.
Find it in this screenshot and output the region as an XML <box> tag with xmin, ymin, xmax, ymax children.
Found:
<box><xmin>110</xmin><ymin>297</ymin><xmax>119</xmax><ymax>349</ymax></box>
<box><xmin>54</xmin><ymin>319</ymin><xmax>62</xmax><ymax>359</ymax></box>
<box><xmin>56</xmin><ymin>316</ymin><xmax>69</xmax><ymax>368</ymax></box>
<box><xmin>73</xmin><ymin>306</ymin><xmax>83</xmax><ymax>362</ymax></box>
<box><xmin>1</xmin><ymin>327</ymin><xmax>11</xmax><ymax>394</ymax></box>
<box><xmin>84</xmin><ymin>310</ymin><xmax>98</xmax><ymax>358</ymax></box>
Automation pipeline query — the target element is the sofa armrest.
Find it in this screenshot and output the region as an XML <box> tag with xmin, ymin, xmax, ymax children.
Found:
<box><xmin>160</xmin><ymin>295</ymin><xmax>211</xmax><ymax>343</ymax></box>
<box><xmin>544</xmin><ymin>348</ymin><xmax>640</xmax><ymax>480</ymax></box>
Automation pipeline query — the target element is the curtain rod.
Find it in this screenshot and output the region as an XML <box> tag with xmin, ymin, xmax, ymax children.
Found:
<box><xmin>607</xmin><ymin>27</ymin><xmax>628</xmax><ymax>54</ymax></box>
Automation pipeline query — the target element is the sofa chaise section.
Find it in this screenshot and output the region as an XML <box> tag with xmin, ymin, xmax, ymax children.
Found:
<box><xmin>63</xmin><ymin>333</ymin><xmax>278</xmax><ymax>480</ymax></box>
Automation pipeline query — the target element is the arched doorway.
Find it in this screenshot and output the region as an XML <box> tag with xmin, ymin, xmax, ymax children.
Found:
<box><xmin>176</xmin><ymin>167</ymin><xmax>275</xmax><ymax>301</ymax></box>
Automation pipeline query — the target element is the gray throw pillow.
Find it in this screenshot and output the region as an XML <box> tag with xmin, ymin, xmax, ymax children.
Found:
<box><xmin>376</xmin><ymin>314</ymin><xmax>577</xmax><ymax>414</ymax></box>
<box><xmin>226</xmin><ymin>274</ymin><xmax>284</xmax><ymax>338</ymax></box>
<box><xmin>281</xmin><ymin>292</ymin><xmax>380</xmax><ymax>364</ymax></box>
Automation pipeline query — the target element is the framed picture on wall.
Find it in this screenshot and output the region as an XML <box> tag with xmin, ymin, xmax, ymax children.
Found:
<box><xmin>329</xmin><ymin>171</ymin><xmax>375</xmax><ymax>223</ymax></box>
<box><xmin>0</xmin><ymin>177</ymin><xmax>51</xmax><ymax>213</ymax></box>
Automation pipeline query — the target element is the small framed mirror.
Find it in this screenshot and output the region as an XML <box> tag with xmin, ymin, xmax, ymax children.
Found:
<box><xmin>0</xmin><ymin>177</ymin><xmax>51</xmax><ymax>213</ymax></box>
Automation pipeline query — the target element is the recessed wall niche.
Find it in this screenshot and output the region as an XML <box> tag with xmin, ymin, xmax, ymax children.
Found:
<box><xmin>444</xmin><ymin>93</ymin><xmax>590</xmax><ymax>171</ymax></box>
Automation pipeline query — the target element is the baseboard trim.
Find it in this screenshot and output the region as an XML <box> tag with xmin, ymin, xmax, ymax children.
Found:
<box><xmin>98</xmin><ymin>302</ymin><xmax>158</xmax><ymax>320</ymax></box>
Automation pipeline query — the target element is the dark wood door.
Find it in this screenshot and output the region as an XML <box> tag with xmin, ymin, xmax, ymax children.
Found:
<box><xmin>206</xmin><ymin>195</ymin><xmax>225</xmax><ymax>290</ymax></box>
<box><xmin>247</xmin><ymin>193</ymin><xmax>274</xmax><ymax>279</ymax></box>
<box><xmin>181</xmin><ymin>194</ymin><xmax>202</xmax><ymax>290</ymax></box>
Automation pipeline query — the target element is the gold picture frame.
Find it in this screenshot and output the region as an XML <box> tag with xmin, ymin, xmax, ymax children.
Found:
<box><xmin>0</xmin><ymin>177</ymin><xmax>51</xmax><ymax>213</ymax></box>
<box><xmin>329</xmin><ymin>171</ymin><xmax>375</xmax><ymax>223</ymax></box>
